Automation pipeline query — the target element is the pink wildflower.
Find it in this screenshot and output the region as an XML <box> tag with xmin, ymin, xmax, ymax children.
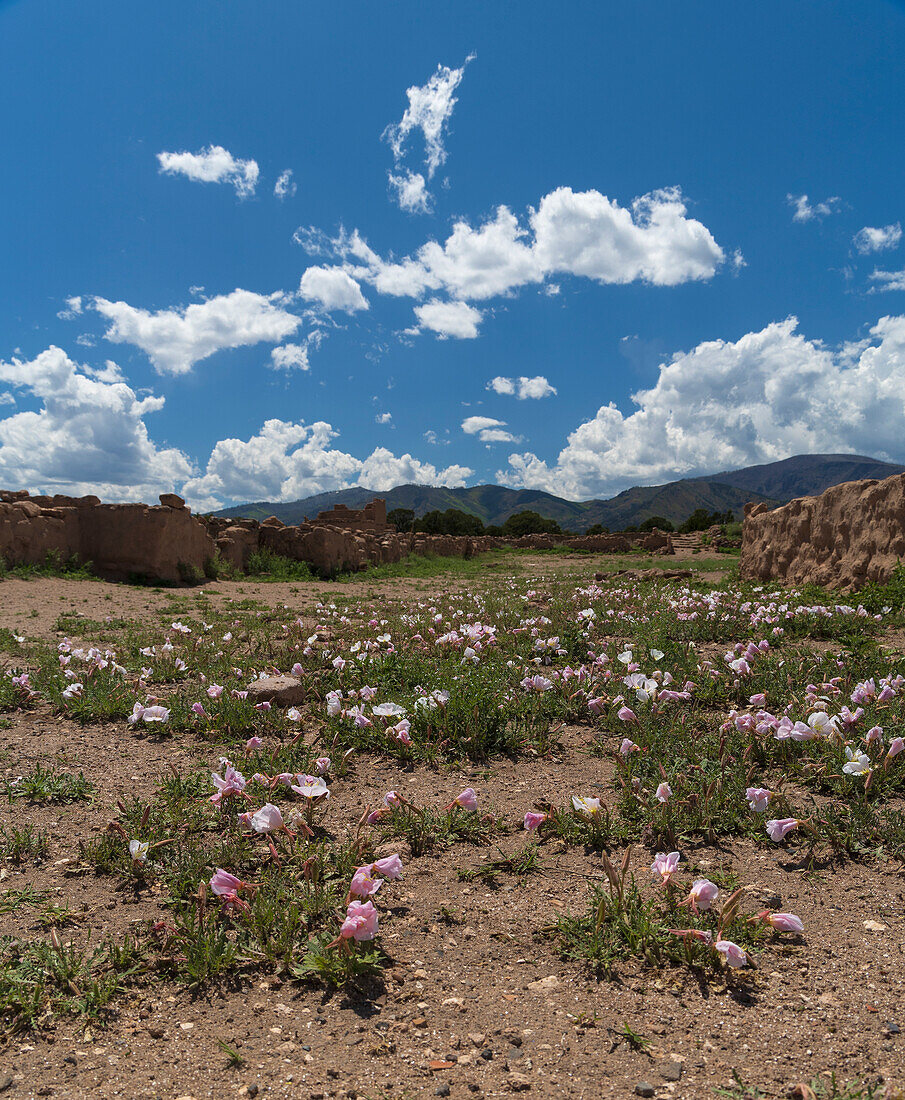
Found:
<box><xmin>340</xmin><ymin>900</ymin><xmax>379</xmax><ymax>941</ymax></box>
<box><xmin>651</xmin><ymin>851</ymin><xmax>680</xmax><ymax>884</ymax></box>
<box><xmin>373</xmin><ymin>853</ymin><xmax>404</xmax><ymax>879</ymax></box>
<box><xmin>655</xmin><ymin>782</ymin><xmax>672</xmax><ymax>803</ymax></box>
<box><xmin>619</xmin><ymin>738</ymin><xmax>639</xmax><ymax>756</ymax></box>
<box><xmin>210</xmin><ymin>762</ymin><xmax>247</xmax><ymax>805</ymax></box>
<box><xmin>687</xmin><ymin>879</ymin><xmax>719</xmax><ymax>912</ymax></box>
<box><xmin>450</xmin><ymin>787</ymin><xmax>478</xmax><ymax>812</ymax></box>
<box><xmin>617</xmin><ymin>706</ymin><xmax>638</xmax><ymax>723</ymax></box>
<box><xmin>245</xmin><ymin>736</ymin><xmax>263</xmax><ymax>751</ymax></box>
<box><xmin>714</xmin><ymin>939</ymin><xmax>747</xmax><ymax>968</ymax></box>
<box><xmin>210</xmin><ymin>868</ymin><xmax>244</xmax><ymax>897</ymax></box>
<box><xmin>349</xmin><ymin>865</ymin><xmax>384</xmax><ymax>898</ymax></box>
<box><xmin>524</xmin><ymin>811</ymin><xmax>547</xmax><ymax>832</ymax></box>
<box><xmin>745</xmin><ymin>787</ymin><xmax>772</xmax><ymax>813</ymax></box>
<box><xmin>766</xmin><ymin>912</ymin><xmax>804</xmax><ymax>933</ymax></box>
<box><xmin>668</xmin><ymin>927</ymin><xmax>712</xmax><ymax>945</ymax></box>
<box><xmin>765</xmin><ymin>817</ymin><xmax>799</xmax><ymax>842</ymax></box>
<box><xmin>887</xmin><ymin>737</ymin><xmax>904</xmax><ymax>760</ymax></box>
<box><xmin>249</xmin><ymin>803</ymin><xmax>284</xmax><ymax>834</ymax></box>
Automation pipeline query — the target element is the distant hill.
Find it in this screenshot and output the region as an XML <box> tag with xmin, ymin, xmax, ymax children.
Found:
<box><xmin>212</xmin><ymin>453</ymin><xmax>905</xmax><ymax>532</ymax></box>
<box><xmin>709</xmin><ymin>453</ymin><xmax>905</xmax><ymax>500</ymax></box>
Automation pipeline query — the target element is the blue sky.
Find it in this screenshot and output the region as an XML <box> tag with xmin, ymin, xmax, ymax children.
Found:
<box><xmin>2</xmin><ymin>0</ymin><xmax>905</xmax><ymax>509</ymax></box>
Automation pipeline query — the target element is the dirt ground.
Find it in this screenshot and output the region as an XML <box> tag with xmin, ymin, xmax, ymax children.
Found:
<box><xmin>0</xmin><ymin>558</ymin><xmax>902</xmax><ymax>1100</ymax></box>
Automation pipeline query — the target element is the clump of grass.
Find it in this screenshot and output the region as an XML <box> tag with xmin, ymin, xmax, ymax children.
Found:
<box><xmin>0</xmin><ymin>823</ymin><xmax>51</xmax><ymax>862</ymax></box>
<box><xmin>4</xmin><ymin>765</ymin><xmax>94</xmax><ymax>804</ymax></box>
<box><xmin>0</xmin><ymin>551</ymin><xmax>94</xmax><ymax>581</ymax></box>
<box><xmin>245</xmin><ymin>549</ymin><xmax>315</xmax><ymax>581</ymax></box>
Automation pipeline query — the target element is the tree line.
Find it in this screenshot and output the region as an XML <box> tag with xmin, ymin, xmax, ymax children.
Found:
<box><xmin>387</xmin><ymin>506</ymin><xmax>736</xmax><ymax>537</ymax></box>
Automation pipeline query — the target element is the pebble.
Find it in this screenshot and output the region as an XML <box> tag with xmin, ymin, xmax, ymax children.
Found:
<box><xmin>660</xmin><ymin>1061</ymin><xmax>683</xmax><ymax>1081</ymax></box>
<box><xmin>635</xmin><ymin>1084</ymin><xmax>655</xmax><ymax>1098</ymax></box>
<box><xmin>435</xmin><ymin>1087</ymin><xmax>451</xmax><ymax>1098</ymax></box>
<box><xmin>507</xmin><ymin>1074</ymin><xmax>532</xmax><ymax>1092</ymax></box>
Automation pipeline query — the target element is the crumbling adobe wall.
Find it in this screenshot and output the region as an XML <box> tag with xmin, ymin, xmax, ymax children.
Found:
<box><xmin>0</xmin><ymin>491</ymin><xmax>215</xmax><ymax>583</ymax></box>
<box><xmin>310</xmin><ymin>498</ymin><xmax>390</xmax><ymax>534</ymax></box>
<box><xmin>1</xmin><ymin>488</ymin><xmax>682</xmax><ymax>583</ymax></box>
<box><xmin>740</xmin><ymin>474</ymin><xmax>905</xmax><ymax>590</ymax></box>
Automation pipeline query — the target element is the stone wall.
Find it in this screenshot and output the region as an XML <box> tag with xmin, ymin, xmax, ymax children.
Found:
<box><xmin>740</xmin><ymin>474</ymin><xmax>905</xmax><ymax>590</ymax></box>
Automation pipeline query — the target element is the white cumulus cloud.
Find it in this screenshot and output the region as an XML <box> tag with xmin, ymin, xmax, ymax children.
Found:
<box><xmin>157</xmin><ymin>145</ymin><xmax>259</xmax><ymax>198</ymax></box>
<box><xmin>413</xmin><ymin>299</ymin><xmax>481</xmax><ymax>339</ymax></box>
<box><xmin>870</xmin><ymin>268</ymin><xmax>905</xmax><ymax>293</ymax></box>
<box><xmin>57</xmin><ymin>296</ymin><xmax>83</xmax><ymax>320</ymax></box>
<box><xmin>498</xmin><ymin>314</ymin><xmax>905</xmax><ymax>499</ymax></box>
<box><xmin>94</xmin><ymin>289</ymin><xmax>302</xmax><ymax>375</ymax></box>
<box><xmin>270</xmin><ymin>343</ymin><xmax>310</xmax><ymax>371</ymax></box>
<box><xmin>384</xmin><ymin>56</ymin><xmax>472</xmax><ymax>179</ymax></box>
<box><xmin>0</xmin><ymin>346</ymin><xmax>192</xmax><ymax>500</ymax></box>
<box><xmin>853</xmin><ymin>224</ymin><xmax>902</xmax><ymax>254</ymax></box>
<box><xmin>318</xmin><ymin>187</ymin><xmax>724</xmax><ymax>327</ymax></box>
<box><xmin>382</xmin><ymin>56</ymin><xmax>473</xmax><ymax>213</ymax></box>
<box><xmin>787</xmin><ymin>193</ymin><xmax>840</xmax><ymax>223</ymax></box>
<box><xmin>180</xmin><ymin>419</ymin><xmax>473</xmax><ymax>510</ymax></box>
<box><xmin>461</xmin><ymin>415</ymin><xmax>518</xmax><ymax>443</ymax></box>
<box><xmin>489</xmin><ymin>375</ymin><xmax>556</xmax><ymax>399</ymax></box>
<box><xmin>274</xmin><ymin>169</ymin><xmax>297</xmax><ymax>200</ymax></box>
<box><xmin>462</xmin><ymin>416</ymin><xmax>505</xmax><ymax>434</ymax></box>
<box><xmin>298</xmin><ymin>266</ymin><xmax>369</xmax><ymax>313</ymax></box>
<box><xmin>388</xmin><ymin>170</ymin><xmax>431</xmax><ymax>214</ymax></box>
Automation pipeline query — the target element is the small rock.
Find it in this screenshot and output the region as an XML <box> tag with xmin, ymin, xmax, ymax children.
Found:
<box><xmin>0</xmin><ymin>1079</ymin><xmax>12</xmax><ymax>1095</ymax></box>
<box><xmin>884</xmin><ymin>1021</ymin><xmax>901</xmax><ymax>1035</ymax></box>
<box><xmin>864</xmin><ymin>920</ymin><xmax>888</xmax><ymax>932</ymax></box>
<box><xmin>480</xmin><ymin>1048</ymin><xmax>494</xmax><ymax>1061</ymax></box>
<box><xmin>468</xmin><ymin>1033</ymin><xmax>486</xmax><ymax>1046</ymax></box>
<box><xmin>635</xmin><ymin>1084</ymin><xmax>656</xmax><ymax>1098</ymax></box>
<box><xmin>526</xmin><ymin>975</ymin><xmax>560</xmax><ymax>992</ymax></box>
<box><xmin>246</xmin><ymin>675</ymin><xmax>305</xmax><ymax>706</ymax></box>
<box><xmin>435</xmin><ymin>1086</ymin><xmax>451</xmax><ymax>1097</ymax></box>
<box><xmin>507</xmin><ymin>1074</ymin><xmax>532</xmax><ymax>1092</ymax></box>
<box><xmin>247</xmin><ymin>1087</ymin><xmax>259</xmax><ymax>1099</ymax></box>
<box><xmin>660</xmin><ymin>1061</ymin><xmax>682</xmax><ymax>1082</ymax></box>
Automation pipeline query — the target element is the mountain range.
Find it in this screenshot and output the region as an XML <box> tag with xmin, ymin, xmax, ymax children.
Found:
<box><xmin>212</xmin><ymin>454</ymin><xmax>905</xmax><ymax>532</ymax></box>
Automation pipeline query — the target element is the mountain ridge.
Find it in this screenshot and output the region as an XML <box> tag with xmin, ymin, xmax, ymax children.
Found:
<box><xmin>211</xmin><ymin>454</ymin><xmax>905</xmax><ymax>532</ymax></box>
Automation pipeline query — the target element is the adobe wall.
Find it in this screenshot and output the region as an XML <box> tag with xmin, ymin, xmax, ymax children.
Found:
<box><xmin>310</xmin><ymin>498</ymin><xmax>390</xmax><ymax>534</ymax></box>
<box><xmin>0</xmin><ymin>491</ymin><xmax>215</xmax><ymax>583</ymax></box>
<box><xmin>1</xmin><ymin>489</ymin><xmax>677</xmax><ymax>583</ymax></box>
<box><xmin>740</xmin><ymin>473</ymin><xmax>905</xmax><ymax>590</ymax></box>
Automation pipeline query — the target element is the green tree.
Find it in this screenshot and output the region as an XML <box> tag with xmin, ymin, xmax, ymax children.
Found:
<box><xmin>639</xmin><ymin>515</ymin><xmax>674</xmax><ymax>532</ymax></box>
<box><xmin>415</xmin><ymin>508</ymin><xmax>485</xmax><ymax>536</ymax></box>
<box><xmin>584</xmin><ymin>523</ymin><xmax>610</xmax><ymax>536</ymax></box>
<box><xmin>678</xmin><ymin>508</ymin><xmax>734</xmax><ymax>534</ymax></box>
<box><xmin>387</xmin><ymin>507</ymin><xmax>415</xmax><ymax>533</ymax></box>
<box><xmin>502</xmin><ymin>510</ymin><xmax>562</xmax><ymax>537</ymax></box>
